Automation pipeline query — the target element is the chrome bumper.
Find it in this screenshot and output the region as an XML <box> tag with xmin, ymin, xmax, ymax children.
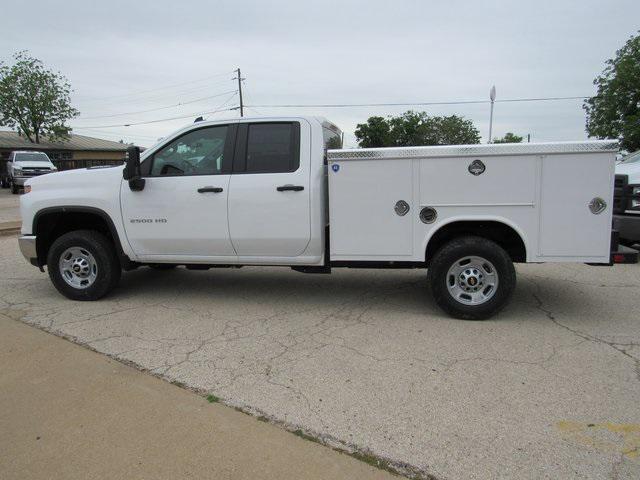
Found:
<box><xmin>18</xmin><ymin>235</ymin><xmax>37</xmax><ymax>262</ymax></box>
<box><xmin>12</xmin><ymin>177</ymin><xmax>28</xmax><ymax>186</ymax></box>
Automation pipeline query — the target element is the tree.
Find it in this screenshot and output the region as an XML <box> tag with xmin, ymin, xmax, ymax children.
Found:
<box><xmin>354</xmin><ymin>116</ymin><xmax>391</xmax><ymax>148</ymax></box>
<box><xmin>355</xmin><ymin>111</ymin><xmax>480</xmax><ymax>148</ymax></box>
<box><xmin>584</xmin><ymin>32</ymin><xmax>640</xmax><ymax>152</ymax></box>
<box><xmin>493</xmin><ymin>132</ymin><xmax>523</xmax><ymax>144</ymax></box>
<box><xmin>0</xmin><ymin>51</ymin><xmax>78</xmax><ymax>143</ymax></box>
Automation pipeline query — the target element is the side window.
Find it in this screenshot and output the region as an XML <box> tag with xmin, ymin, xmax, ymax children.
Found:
<box><xmin>245</xmin><ymin>122</ymin><xmax>299</xmax><ymax>173</ymax></box>
<box><xmin>150</xmin><ymin>125</ymin><xmax>228</xmax><ymax>176</ymax></box>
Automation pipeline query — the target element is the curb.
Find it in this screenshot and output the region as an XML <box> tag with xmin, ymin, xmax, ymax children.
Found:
<box><xmin>0</xmin><ymin>222</ymin><xmax>21</xmax><ymax>237</ymax></box>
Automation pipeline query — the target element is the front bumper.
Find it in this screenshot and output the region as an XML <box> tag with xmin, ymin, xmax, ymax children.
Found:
<box><xmin>612</xmin><ymin>214</ymin><xmax>640</xmax><ymax>243</ymax></box>
<box><xmin>12</xmin><ymin>176</ymin><xmax>28</xmax><ymax>186</ymax></box>
<box><xmin>18</xmin><ymin>235</ymin><xmax>38</xmax><ymax>265</ymax></box>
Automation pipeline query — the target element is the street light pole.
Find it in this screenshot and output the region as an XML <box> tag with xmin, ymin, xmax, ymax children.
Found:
<box><xmin>488</xmin><ymin>85</ymin><xmax>496</xmax><ymax>144</ymax></box>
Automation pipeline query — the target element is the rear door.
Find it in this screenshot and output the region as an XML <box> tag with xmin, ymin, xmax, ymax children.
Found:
<box><xmin>227</xmin><ymin>120</ymin><xmax>311</xmax><ymax>257</ymax></box>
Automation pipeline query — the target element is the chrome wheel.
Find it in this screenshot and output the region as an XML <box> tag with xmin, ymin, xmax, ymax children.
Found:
<box><xmin>446</xmin><ymin>256</ymin><xmax>498</xmax><ymax>306</ymax></box>
<box><xmin>58</xmin><ymin>247</ymin><xmax>98</xmax><ymax>289</ymax></box>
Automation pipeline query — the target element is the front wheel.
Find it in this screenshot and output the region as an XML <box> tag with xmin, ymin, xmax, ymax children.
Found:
<box><xmin>11</xmin><ymin>180</ymin><xmax>19</xmax><ymax>194</ymax></box>
<box><xmin>47</xmin><ymin>230</ymin><xmax>121</xmax><ymax>301</ymax></box>
<box><xmin>428</xmin><ymin>236</ymin><xmax>516</xmax><ymax>320</ymax></box>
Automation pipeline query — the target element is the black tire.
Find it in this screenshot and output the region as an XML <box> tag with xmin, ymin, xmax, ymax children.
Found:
<box><xmin>427</xmin><ymin>236</ymin><xmax>516</xmax><ymax>320</ymax></box>
<box><xmin>149</xmin><ymin>264</ymin><xmax>177</xmax><ymax>270</ymax></box>
<box><xmin>47</xmin><ymin>230</ymin><xmax>121</xmax><ymax>301</ymax></box>
<box><xmin>1</xmin><ymin>177</ymin><xmax>8</xmax><ymax>188</ymax></box>
<box><xmin>11</xmin><ymin>181</ymin><xmax>19</xmax><ymax>194</ymax></box>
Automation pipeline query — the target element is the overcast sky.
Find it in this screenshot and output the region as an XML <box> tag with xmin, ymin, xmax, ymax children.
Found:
<box><xmin>2</xmin><ymin>0</ymin><xmax>639</xmax><ymax>148</ymax></box>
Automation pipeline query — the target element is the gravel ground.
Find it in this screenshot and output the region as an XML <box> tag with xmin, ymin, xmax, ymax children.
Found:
<box><xmin>1</xmin><ymin>233</ymin><xmax>639</xmax><ymax>479</ymax></box>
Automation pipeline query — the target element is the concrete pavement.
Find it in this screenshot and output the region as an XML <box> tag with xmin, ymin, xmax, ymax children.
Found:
<box><xmin>0</xmin><ymin>187</ymin><xmax>20</xmax><ymax>224</ymax></box>
<box><xmin>1</xmin><ymin>233</ymin><xmax>640</xmax><ymax>479</ymax></box>
<box><xmin>0</xmin><ymin>312</ymin><xmax>395</xmax><ymax>480</ymax></box>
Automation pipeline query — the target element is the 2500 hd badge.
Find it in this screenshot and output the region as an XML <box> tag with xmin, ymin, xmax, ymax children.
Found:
<box><xmin>130</xmin><ymin>218</ymin><xmax>167</xmax><ymax>224</ymax></box>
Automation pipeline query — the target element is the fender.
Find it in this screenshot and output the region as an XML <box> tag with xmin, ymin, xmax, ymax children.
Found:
<box><xmin>421</xmin><ymin>215</ymin><xmax>530</xmax><ymax>262</ymax></box>
<box><xmin>32</xmin><ymin>206</ymin><xmax>134</xmax><ymax>267</ymax></box>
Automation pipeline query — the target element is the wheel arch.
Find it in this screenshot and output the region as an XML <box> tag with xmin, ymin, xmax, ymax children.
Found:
<box><xmin>32</xmin><ymin>206</ymin><xmax>131</xmax><ymax>268</ymax></box>
<box><xmin>423</xmin><ymin>216</ymin><xmax>528</xmax><ymax>265</ymax></box>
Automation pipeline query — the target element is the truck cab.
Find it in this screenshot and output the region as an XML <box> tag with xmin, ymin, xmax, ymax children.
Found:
<box><xmin>4</xmin><ymin>150</ymin><xmax>58</xmax><ymax>194</ymax></box>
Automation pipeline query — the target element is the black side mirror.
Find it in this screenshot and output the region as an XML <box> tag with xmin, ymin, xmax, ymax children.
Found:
<box><xmin>123</xmin><ymin>146</ymin><xmax>145</xmax><ymax>191</ymax></box>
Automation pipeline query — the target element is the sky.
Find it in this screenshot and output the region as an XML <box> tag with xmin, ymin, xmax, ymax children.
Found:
<box><xmin>1</xmin><ymin>0</ymin><xmax>639</xmax><ymax>148</ymax></box>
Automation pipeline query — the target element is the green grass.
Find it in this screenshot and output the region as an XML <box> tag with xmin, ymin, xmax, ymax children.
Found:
<box><xmin>206</xmin><ymin>394</ymin><xmax>220</xmax><ymax>403</ymax></box>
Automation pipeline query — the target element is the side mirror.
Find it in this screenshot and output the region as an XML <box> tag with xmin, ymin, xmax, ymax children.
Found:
<box><xmin>123</xmin><ymin>146</ymin><xmax>145</xmax><ymax>191</ymax></box>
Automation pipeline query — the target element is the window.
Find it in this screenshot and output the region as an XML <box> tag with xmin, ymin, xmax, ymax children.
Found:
<box><xmin>323</xmin><ymin>124</ymin><xmax>343</xmax><ymax>150</ymax></box>
<box><xmin>15</xmin><ymin>153</ymin><xmax>51</xmax><ymax>162</ymax></box>
<box><xmin>150</xmin><ymin>126</ymin><xmax>228</xmax><ymax>176</ymax></box>
<box><xmin>245</xmin><ymin>123</ymin><xmax>299</xmax><ymax>173</ymax></box>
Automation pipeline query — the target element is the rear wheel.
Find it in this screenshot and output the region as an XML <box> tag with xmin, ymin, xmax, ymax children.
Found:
<box><xmin>47</xmin><ymin>230</ymin><xmax>121</xmax><ymax>301</ymax></box>
<box><xmin>428</xmin><ymin>236</ymin><xmax>516</xmax><ymax>320</ymax></box>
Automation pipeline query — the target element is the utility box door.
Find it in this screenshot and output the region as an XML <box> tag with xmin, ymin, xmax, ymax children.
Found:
<box><xmin>539</xmin><ymin>153</ymin><xmax>614</xmax><ymax>258</ymax></box>
<box><xmin>328</xmin><ymin>159</ymin><xmax>413</xmax><ymax>258</ymax></box>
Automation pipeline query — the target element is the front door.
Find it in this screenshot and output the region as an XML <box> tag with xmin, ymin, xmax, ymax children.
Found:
<box><xmin>228</xmin><ymin>120</ymin><xmax>311</xmax><ymax>257</ymax></box>
<box><xmin>121</xmin><ymin>124</ymin><xmax>237</xmax><ymax>259</ymax></box>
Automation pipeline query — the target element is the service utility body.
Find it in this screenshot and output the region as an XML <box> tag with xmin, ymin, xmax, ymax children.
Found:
<box><xmin>18</xmin><ymin>116</ymin><xmax>638</xmax><ymax>319</ymax></box>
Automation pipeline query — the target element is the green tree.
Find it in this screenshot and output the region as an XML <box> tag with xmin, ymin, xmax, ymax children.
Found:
<box><xmin>584</xmin><ymin>32</ymin><xmax>640</xmax><ymax>152</ymax></box>
<box><xmin>493</xmin><ymin>132</ymin><xmax>523</xmax><ymax>144</ymax></box>
<box><xmin>354</xmin><ymin>116</ymin><xmax>391</xmax><ymax>147</ymax></box>
<box><xmin>355</xmin><ymin>111</ymin><xmax>480</xmax><ymax>147</ymax></box>
<box><xmin>0</xmin><ymin>51</ymin><xmax>78</xmax><ymax>143</ymax></box>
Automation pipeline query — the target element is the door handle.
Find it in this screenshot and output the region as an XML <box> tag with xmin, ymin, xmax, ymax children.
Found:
<box><xmin>276</xmin><ymin>185</ymin><xmax>304</xmax><ymax>192</ymax></box>
<box><xmin>197</xmin><ymin>186</ymin><xmax>223</xmax><ymax>193</ymax></box>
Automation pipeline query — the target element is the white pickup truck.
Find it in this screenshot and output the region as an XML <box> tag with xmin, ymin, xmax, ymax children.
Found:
<box><xmin>18</xmin><ymin>116</ymin><xmax>637</xmax><ymax>319</ymax></box>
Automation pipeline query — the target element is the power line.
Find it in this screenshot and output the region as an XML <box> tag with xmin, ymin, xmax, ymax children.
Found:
<box><xmin>75</xmin><ymin>105</ymin><xmax>238</xmax><ymax>129</ymax></box>
<box><xmin>246</xmin><ymin>95</ymin><xmax>591</xmax><ymax>108</ymax></box>
<box><xmin>77</xmin><ymin>90</ymin><xmax>237</xmax><ymax>120</ymax></box>
<box><xmin>73</xmin><ymin>70</ymin><xmax>236</xmax><ymax>103</ymax></box>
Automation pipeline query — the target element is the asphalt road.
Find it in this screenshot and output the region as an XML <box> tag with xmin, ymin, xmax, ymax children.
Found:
<box><xmin>1</xmin><ymin>233</ymin><xmax>639</xmax><ymax>479</ymax></box>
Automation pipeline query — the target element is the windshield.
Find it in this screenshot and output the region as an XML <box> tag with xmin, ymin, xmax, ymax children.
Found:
<box><xmin>621</xmin><ymin>150</ymin><xmax>640</xmax><ymax>164</ymax></box>
<box><xmin>15</xmin><ymin>153</ymin><xmax>50</xmax><ymax>162</ymax></box>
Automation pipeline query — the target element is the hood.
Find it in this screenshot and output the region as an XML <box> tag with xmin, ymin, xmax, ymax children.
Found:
<box><xmin>14</xmin><ymin>160</ymin><xmax>55</xmax><ymax>169</ymax></box>
<box><xmin>26</xmin><ymin>164</ymin><xmax>124</xmax><ymax>188</ymax></box>
<box><xmin>616</xmin><ymin>161</ymin><xmax>640</xmax><ymax>182</ymax></box>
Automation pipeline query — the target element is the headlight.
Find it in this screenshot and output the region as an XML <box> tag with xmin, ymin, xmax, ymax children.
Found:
<box><xmin>24</xmin><ymin>185</ymin><xmax>32</xmax><ymax>194</ymax></box>
<box><xmin>13</xmin><ymin>166</ymin><xmax>22</xmax><ymax>172</ymax></box>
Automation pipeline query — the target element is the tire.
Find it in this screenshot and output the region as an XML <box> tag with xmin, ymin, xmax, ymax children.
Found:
<box><xmin>1</xmin><ymin>177</ymin><xmax>8</xmax><ymax>188</ymax></box>
<box><xmin>427</xmin><ymin>236</ymin><xmax>516</xmax><ymax>320</ymax></box>
<box><xmin>11</xmin><ymin>181</ymin><xmax>19</xmax><ymax>194</ymax></box>
<box><xmin>47</xmin><ymin>230</ymin><xmax>121</xmax><ymax>301</ymax></box>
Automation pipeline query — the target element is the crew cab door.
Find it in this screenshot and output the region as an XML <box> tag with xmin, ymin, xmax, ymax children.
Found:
<box><xmin>228</xmin><ymin>120</ymin><xmax>311</xmax><ymax>257</ymax></box>
<box><xmin>121</xmin><ymin>124</ymin><xmax>237</xmax><ymax>259</ymax></box>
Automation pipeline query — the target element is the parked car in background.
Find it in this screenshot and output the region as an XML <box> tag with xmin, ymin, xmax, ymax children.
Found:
<box><xmin>613</xmin><ymin>150</ymin><xmax>640</xmax><ymax>246</ymax></box>
<box><xmin>1</xmin><ymin>151</ymin><xmax>57</xmax><ymax>194</ymax></box>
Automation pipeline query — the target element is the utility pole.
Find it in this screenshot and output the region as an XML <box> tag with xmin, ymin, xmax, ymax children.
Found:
<box><xmin>235</xmin><ymin>68</ymin><xmax>245</xmax><ymax>117</ymax></box>
<box><xmin>488</xmin><ymin>85</ymin><xmax>496</xmax><ymax>143</ymax></box>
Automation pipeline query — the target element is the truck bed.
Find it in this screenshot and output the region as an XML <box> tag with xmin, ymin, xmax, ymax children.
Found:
<box><xmin>327</xmin><ymin>141</ymin><xmax>617</xmax><ymax>264</ymax></box>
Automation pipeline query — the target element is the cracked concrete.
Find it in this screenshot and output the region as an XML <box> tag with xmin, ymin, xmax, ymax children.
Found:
<box><xmin>1</xmin><ymin>233</ymin><xmax>640</xmax><ymax>479</ymax></box>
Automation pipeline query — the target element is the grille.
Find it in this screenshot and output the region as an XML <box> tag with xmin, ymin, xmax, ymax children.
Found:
<box><xmin>20</xmin><ymin>168</ymin><xmax>52</xmax><ymax>177</ymax></box>
<box><xmin>613</xmin><ymin>174</ymin><xmax>628</xmax><ymax>214</ymax></box>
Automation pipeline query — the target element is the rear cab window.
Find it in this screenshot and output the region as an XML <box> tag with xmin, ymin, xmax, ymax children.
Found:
<box><xmin>235</xmin><ymin>122</ymin><xmax>301</xmax><ymax>173</ymax></box>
